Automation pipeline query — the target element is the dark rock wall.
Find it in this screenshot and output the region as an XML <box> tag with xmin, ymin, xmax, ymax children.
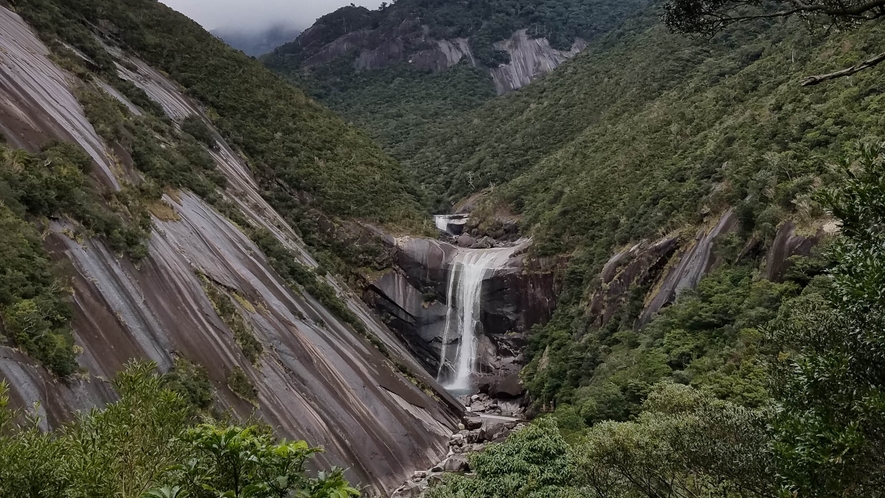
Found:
<box><xmin>369</xmin><ymin>238</ymin><xmax>558</xmax><ymax>400</ymax></box>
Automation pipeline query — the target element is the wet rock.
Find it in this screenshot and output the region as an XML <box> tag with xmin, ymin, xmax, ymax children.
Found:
<box><xmin>488</xmin><ymin>373</ymin><xmax>525</xmax><ymax>398</ymax></box>
<box><xmin>464</xmin><ymin>416</ymin><xmax>483</xmax><ymax>430</ymax></box>
<box><xmin>470</xmin><ymin>236</ymin><xmax>495</xmax><ymax>249</ymax></box>
<box><xmin>456</xmin><ymin>234</ymin><xmax>477</xmax><ymax>248</ymax></box>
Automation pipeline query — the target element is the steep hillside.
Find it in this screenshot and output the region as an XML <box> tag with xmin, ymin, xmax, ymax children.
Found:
<box><xmin>263</xmin><ymin>0</ymin><xmax>650</xmax><ymax>165</ymax></box>
<box><xmin>399</xmin><ymin>2</ymin><xmax>885</xmax><ymax>409</ymax></box>
<box><xmin>0</xmin><ymin>0</ymin><xmax>460</xmax><ymax>493</ymax></box>
<box><xmin>16</xmin><ymin>0</ymin><xmax>430</xmax><ymax>278</ymax></box>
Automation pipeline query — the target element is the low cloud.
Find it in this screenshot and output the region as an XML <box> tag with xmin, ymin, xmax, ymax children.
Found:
<box><xmin>161</xmin><ymin>0</ymin><xmax>383</xmax><ymax>31</ymax></box>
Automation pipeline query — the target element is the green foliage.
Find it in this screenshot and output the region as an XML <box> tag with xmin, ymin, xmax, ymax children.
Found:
<box><xmin>180</xmin><ymin>115</ymin><xmax>217</xmax><ymax>150</ymax></box>
<box><xmin>163</xmin><ymin>358</ymin><xmax>215</xmax><ymax>412</ymax></box>
<box><xmin>664</xmin><ymin>0</ymin><xmax>885</xmax><ymax>36</ymax></box>
<box><xmin>430</xmin><ymin>384</ymin><xmax>774</xmax><ymax>498</ymax></box>
<box><xmin>266</xmin><ymin>1</ymin><xmax>651</xmax><ymax>198</ymax></box>
<box><xmin>768</xmin><ymin>143</ymin><xmax>885</xmax><ymax>496</ymax></box>
<box><xmin>16</xmin><ymin>0</ymin><xmax>424</xmax><ymax>225</ymax></box>
<box><xmin>0</xmin><ymin>167</ymin><xmax>77</xmax><ymax>376</ymax></box>
<box><xmin>427</xmin><ymin>418</ymin><xmax>575</xmax><ymax>498</ymax></box>
<box><xmin>0</xmin><ymin>363</ymin><xmax>358</xmax><ymax>498</ymax></box>
<box><xmin>527</xmin><ymin>266</ymin><xmax>798</xmax><ymax>413</ymax></box>
<box><xmin>267</xmin><ymin>0</ymin><xmax>651</xmax><ymax>68</ymax></box>
<box><xmin>201</xmin><ymin>278</ymin><xmax>263</xmax><ymax>364</ymax></box>
<box><xmin>0</xmin><ymin>142</ymin><xmax>150</xmax><ymax>260</ymax></box>
<box><xmin>295</xmin><ymin>61</ymin><xmax>498</xmax><ymax>170</ymax></box>
<box><xmin>450</xmin><ymin>5</ymin><xmax>884</xmax><ymax>407</ymax></box>
<box><xmin>78</xmin><ymin>86</ymin><xmax>226</xmax><ymax>202</ymax></box>
<box><xmin>572</xmin><ymin>383</ymin><xmax>775</xmax><ymax>497</ymax></box>
<box><xmin>227</xmin><ymin>366</ymin><xmax>257</xmax><ymax>403</ymax></box>
<box><xmin>156</xmin><ymin>424</ymin><xmax>359</xmax><ymax>498</ymax></box>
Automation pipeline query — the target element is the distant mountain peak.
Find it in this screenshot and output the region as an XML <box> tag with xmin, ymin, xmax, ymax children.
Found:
<box><xmin>212</xmin><ymin>23</ymin><xmax>301</xmax><ymax>57</ymax></box>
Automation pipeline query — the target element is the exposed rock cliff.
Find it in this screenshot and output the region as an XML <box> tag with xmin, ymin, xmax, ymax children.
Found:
<box><xmin>267</xmin><ymin>9</ymin><xmax>590</xmax><ymax>94</ymax></box>
<box><xmin>490</xmin><ymin>30</ymin><xmax>588</xmax><ymax>94</ymax></box>
<box><xmin>365</xmin><ymin>237</ymin><xmax>558</xmax><ymax>402</ymax></box>
<box><xmin>586</xmin><ymin>210</ymin><xmax>830</xmax><ymax>331</ymax></box>
<box><xmin>0</xmin><ymin>7</ymin><xmax>459</xmax><ymax>495</ymax></box>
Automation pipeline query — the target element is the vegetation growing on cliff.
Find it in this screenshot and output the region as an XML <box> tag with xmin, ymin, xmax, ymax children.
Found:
<box><xmin>0</xmin><ymin>141</ymin><xmax>162</xmax><ymax>376</ymax></box>
<box><xmin>0</xmin><ymin>362</ymin><xmax>359</xmax><ymax>498</ymax></box>
<box><xmin>429</xmin><ymin>144</ymin><xmax>885</xmax><ymax>496</ymax></box>
<box><xmin>266</xmin><ymin>0</ymin><xmax>650</xmax><ymax>68</ymax></box>
<box><xmin>263</xmin><ymin>0</ymin><xmax>651</xmax><ymax>168</ymax></box>
<box><xmin>14</xmin><ymin>0</ymin><xmax>426</xmax><ymax>227</ymax></box>
<box><xmin>383</xmin><ymin>0</ymin><xmax>885</xmax><ymax>412</ymax></box>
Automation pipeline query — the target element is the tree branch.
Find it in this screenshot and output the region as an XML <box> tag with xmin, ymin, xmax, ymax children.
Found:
<box><xmin>801</xmin><ymin>50</ymin><xmax>885</xmax><ymax>85</ymax></box>
<box><xmin>791</xmin><ymin>0</ymin><xmax>885</xmax><ymax>18</ymax></box>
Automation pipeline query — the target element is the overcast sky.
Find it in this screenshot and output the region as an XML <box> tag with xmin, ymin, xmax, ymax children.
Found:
<box><xmin>161</xmin><ymin>0</ymin><xmax>384</xmax><ymax>32</ymax></box>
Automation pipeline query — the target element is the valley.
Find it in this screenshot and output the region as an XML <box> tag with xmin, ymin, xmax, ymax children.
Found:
<box><xmin>1</xmin><ymin>0</ymin><xmax>885</xmax><ymax>497</ymax></box>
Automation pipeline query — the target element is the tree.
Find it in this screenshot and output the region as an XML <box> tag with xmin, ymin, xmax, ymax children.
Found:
<box><xmin>663</xmin><ymin>0</ymin><xmax>885</xmax><ymax>84</ymax></box>
<box><xmin>0</xmin><ymin>363</ymin><xmax>360</xmax><ymax>498</ymax></box>
<box><xmin>768</xmin><ymin>143</ymin><xmax>885</xmax><ymax>496</ymax></box>
<box><xmin>572</xmin><ymin>383</ymin><xmax>775</xmax><ymax>498</ymax></box>
<box><xmin>426</xmin><ymin>418</ymin><xmax>576</xmax><ymax>498</ymax></box>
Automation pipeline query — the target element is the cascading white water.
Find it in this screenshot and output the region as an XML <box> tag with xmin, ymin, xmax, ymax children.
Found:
<box><xmin>437</xmin><ymin>247</ymin><xmax>518</xmax><ymax>392</ymax></box>
<box><xmin>434</xmin><ymin>215</ymin><xmax>450</xmax><ymax>233</ymax></box>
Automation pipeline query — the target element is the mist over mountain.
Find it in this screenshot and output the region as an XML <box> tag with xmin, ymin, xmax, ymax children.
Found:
<box><xmin>212</xmin><ymin>24</ymin><xmax>301</xmax><ymax>56</ymax></box>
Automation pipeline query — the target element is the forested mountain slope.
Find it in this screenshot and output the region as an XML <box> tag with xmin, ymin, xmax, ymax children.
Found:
<box><xmin>0</xmin><ymin>0</ymin><xmax>460</xmax><ymax>493</ymax></box>
<box><xmin>401</xmin><ymin>0</ymin><xmax>885</xmax><ymax>449</ymax></box>
<box><xmin>263</xmin><ymin>0</ymin><xmax>651</xmax><ymax>166</ymax></box>
<box><xmin>411</xmin><ymin>1</ymin><xmax>885</xmax><ymax>496</ymax></box>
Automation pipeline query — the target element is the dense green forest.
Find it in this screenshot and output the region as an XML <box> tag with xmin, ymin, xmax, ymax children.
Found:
<box><xmin>4</xmin><ymin>0</ymin><xmax>885</xmax><ymax>495</ymax></box>
<box><xmin>15</xmin><ymin>0</ymin><xmax>425</xmax><ymax>230</ymax></box>
<box><xmin>425</xmin><ymin>144</ymin><xmax>885</xmax><ymax>497</ymax></box>
<box><xmin>384</xmin><ymin>2</ymin><xmax>885</xmax><ymax>413</ymax></box>
<box><xmin>263</xmin><ymin>0</ymin><xmax>651</xmax><ymax>166</ymax></box>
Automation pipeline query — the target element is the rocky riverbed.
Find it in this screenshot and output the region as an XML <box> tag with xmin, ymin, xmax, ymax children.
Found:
<box><xmin>390</xmin><ymin>402</ymin><xmax>526</xmax><ymax>498</ymax></box>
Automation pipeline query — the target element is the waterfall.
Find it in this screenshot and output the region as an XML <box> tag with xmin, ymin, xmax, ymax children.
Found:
<box><xmin>434</xmin><ymin>215</ymin><xmax>450</xmax><ymax>233</ymax></box>
<box><xmin>437</xmin><ymin>247</ymin><xmax>517</xmax><ymax>392</ymax></box>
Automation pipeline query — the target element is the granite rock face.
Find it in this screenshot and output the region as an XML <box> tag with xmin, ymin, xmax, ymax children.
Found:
<box><xmin>586</xmin><ymin>210</ymin><xmax>829</xmax><ymax>331</ymax></box>
<box><xmin>292</xmin><ymin>17</ymin><xmax>585</xmax><ymax>94</ymax></box>
<box><xmin>490</xmin><ymin>30</ymin><xmax>588</xmax><ymax>94</ymax></box>
<box><xmin>366</xmin><ymin>237</ymin><xmax>557</xmax><ymax>407</ymax></box>
<box><xmin>0</xmin><ymin>8</ymin><xmax>460</xmax><ymax>495</ymax></box>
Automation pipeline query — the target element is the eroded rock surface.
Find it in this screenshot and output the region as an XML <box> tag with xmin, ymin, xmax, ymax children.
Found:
<box><xmin>490</xmin><ymin>30</ymin><xmax>587</xmax><ymax>94</ymax></box>
<box><xmin>365</xmin><ymin>236</ymin><xmax>555</xmax><ymax>414</ymax></box>
<box><xmin>0</xmin><ymin>8</ymin><xmax>461</xmax><ymax>495</ymax></box>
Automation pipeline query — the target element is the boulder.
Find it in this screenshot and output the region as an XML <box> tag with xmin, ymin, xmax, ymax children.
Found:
<box><xmin>464</xmin><ymin>416</ymin><xmax>483</xmax><ymax>430</ymax></box>
<box><xmin>441</xmin><ymin>455</ymin><xmax>471</xmax><ymax>472</ymax></box>
<box><xmin>456</xmin><ymin>234</ymin><xmax>477</xmax><ymax>248</ymax></box>
<box><xmin>483</xmin><ymin>422</ymin><xmax>510</xmax><ymax>442</ymax></box>
<box><xmin>490</xmin><ymin>373</ymin><xmax>525</xmax><ymax>398</ymax></box>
